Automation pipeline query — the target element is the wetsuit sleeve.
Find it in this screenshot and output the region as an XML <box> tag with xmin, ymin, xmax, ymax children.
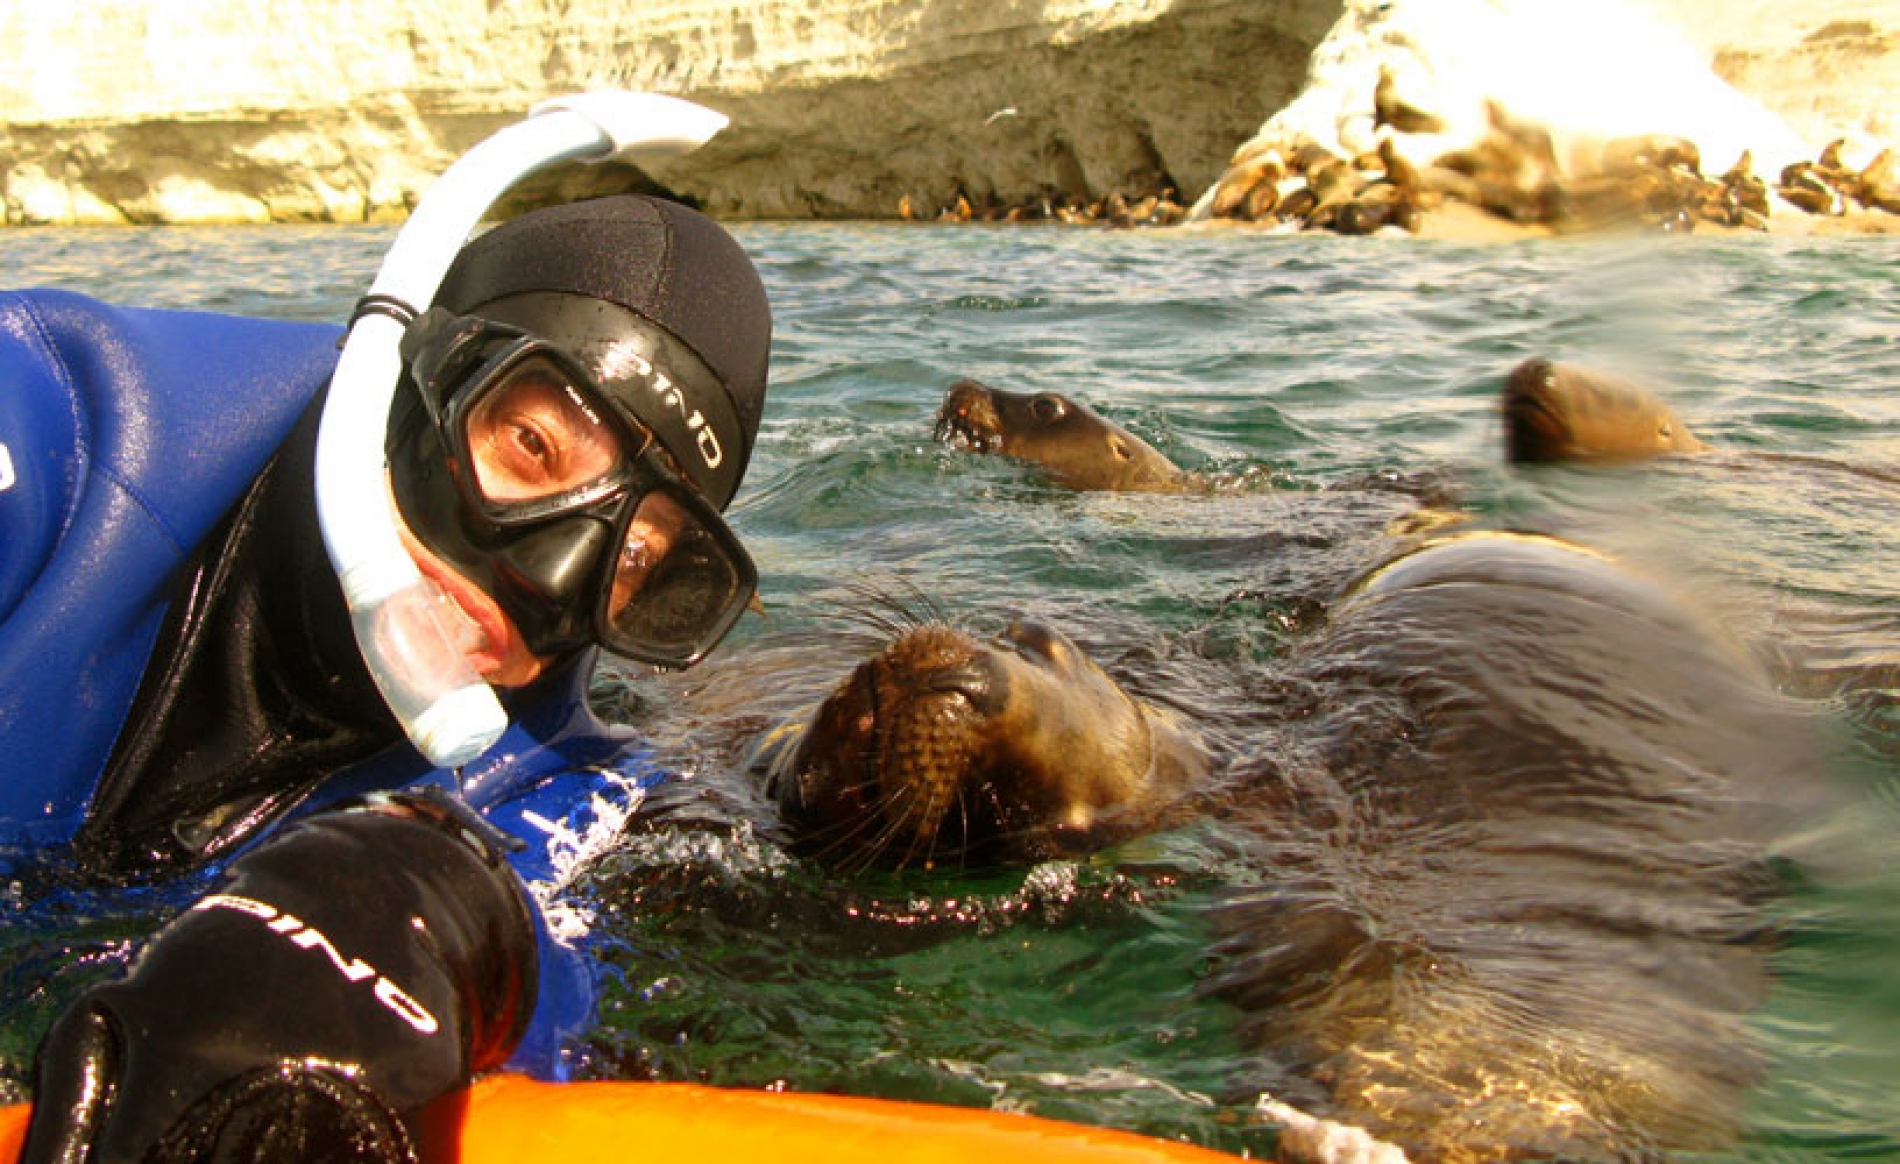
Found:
<box><xmin>19</xmin><ymin>790</ymin><xmax>538</xmax><ymax>1164</ymax></box>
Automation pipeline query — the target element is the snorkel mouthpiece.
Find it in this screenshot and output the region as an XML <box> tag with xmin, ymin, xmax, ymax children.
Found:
<box><xmin>315</xmin><ymin>92</ymin><xmax>730</xmax><ymax>768</ymax></box>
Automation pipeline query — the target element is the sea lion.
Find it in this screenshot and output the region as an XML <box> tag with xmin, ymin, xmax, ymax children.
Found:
<box><xmin>1210</xmin><ymin>152</ymin><xmax>1287</xmax><ymax>221</ymax></box>
<box><xmin>1204</xmin><ymin>531</ymin><xmax>1817</xmax><ymax>1162</ymax></box>
<box><xmin>760</xmin><ymin>619</ymin><xmax>1209</xmax><ymax>870</ymax></box>
<box><xmin>1502</xmin><ymin>357</ymin><xmax>1708</xmax><ymax>462</ymax></box>
<box><xmin>1601</xmin><ymin>133</ymin><xmax>1703</xmax><ymax>177</ymax></box>
<box><xmin>1779</xmin><ymin>160</ymin><xmax>1847</xmax><ymax>216</ymax></box>
<box><xmin>1373</xmin><ymin>64</ymin><xmax>1446</xmax><ymax>135</ymax></box>
<box><xmin>933</xmin><ymin>378</ymin><xmax>1189</xmax><ymax>492</ymax></box>
<box><xmin>1858</xmin><ymin>147</ymin><xmax>1900</xmax><ymax>214</ymax></box>
<box><xmin>750</xmin><ymin>532</ymin><xmax>1817</xmax><ymax>1161</ymax></box>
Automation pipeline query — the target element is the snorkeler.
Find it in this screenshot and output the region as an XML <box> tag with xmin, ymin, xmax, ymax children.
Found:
<box><xmin>0</xmin><ymin>192</ymin><xmax>772</xmax><ymax>1160</ymax></box>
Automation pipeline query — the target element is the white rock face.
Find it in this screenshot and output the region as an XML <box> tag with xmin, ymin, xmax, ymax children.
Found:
<box><xmin>1200</xmin><ymin>0</ymin><xmax>1898</xmax><ymax>222</ymax></box>
<box><xmin>0</xmin><ymin>0</ymin><xmax>1340</xmax><ymax>224</ymax></box>
<box><xmin>1647</xmin><ymin>0</ymin><xmax>1900</xmax><ymax>163</ymax></box>
<box><xmin>0</xmin><ymin>0</ymin><xmax>1892</xmax><ymax>225</ymax></box>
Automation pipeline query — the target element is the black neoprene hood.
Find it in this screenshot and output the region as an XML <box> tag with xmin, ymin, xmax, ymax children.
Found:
<box><xmin>433</xmin><ymin>194</ymin><xmax>772</xmax><ymax>507</ymax></box>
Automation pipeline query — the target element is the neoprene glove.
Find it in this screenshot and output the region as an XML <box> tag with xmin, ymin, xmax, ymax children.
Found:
<box><xmin>20</xmin><ymin>790</ymin><xmax>538</xmax><ymax>1164</ymax></box>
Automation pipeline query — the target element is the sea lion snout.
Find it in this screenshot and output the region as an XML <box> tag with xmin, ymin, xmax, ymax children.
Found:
<box><xmin>933</xmin><ymin>379</ymin><xmax>1005</xmax><ymax>451</ymax></box>
<box><xmin>1501</xmin><ymin>359</ymin><xmax>1570</xmax><ymax>461</ymax></box>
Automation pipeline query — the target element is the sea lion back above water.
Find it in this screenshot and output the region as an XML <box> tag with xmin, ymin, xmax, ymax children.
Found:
<box><xmin>1208</xmin><ymin>531</ymin><xmax>1819</xmax><ymax>1162</ymax></box>
<box><xmin>1502</xmin><ymin>357</ymin><xmax>1709</xmax><ymax>462</ymax></box>
<box><xmin>933</xmin><ymin>378</ymin><xmax>1188</xmax><ymax>492</ymax></box>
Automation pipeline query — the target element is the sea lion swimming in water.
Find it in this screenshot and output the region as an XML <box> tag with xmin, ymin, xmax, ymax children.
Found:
<box><xmin>753</xmin><ymin>532</ymin><xmax>1820</xmax><ymax>1162</ymax></box>
<box><xmin>760</xmin><ymin>618</ymin><xmax>1209</xmax><ymax>870</ymax></box>
<box><xmin>1205</xmin><ymin>531</ymin><xmax>1818</xmax><ymax>1162</ymax></box>
<box><xmin>934</xmin><ymin>378</ymin><xmax>1190</xmax><ymax>492</ymax></box>
<box><xmin>1502</xmin><ymin>357</ymin><xmax>1709</xmax><ymax>462</ymax></box>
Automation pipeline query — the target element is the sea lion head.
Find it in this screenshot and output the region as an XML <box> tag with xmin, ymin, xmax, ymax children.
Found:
<box><xmin>933</xmin><ymin>378</ymin><xmax>1184</xmax><ymax>491</ymax></box>
<box><xmin>1502</xmin><ymin>358</ymin><xmax>1708</xmax><ymax>463</ymax></box>
<box><xmin>765</xmin><ymin>620</ymin><xmax>1207</xmax><ymax>870</ymax></box>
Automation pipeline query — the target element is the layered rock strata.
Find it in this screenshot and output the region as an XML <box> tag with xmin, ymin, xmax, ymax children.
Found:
<box><xmin>0</xmin><ymin>0</ymin><xmax>1893</xmax><ymax>227</ymax></box>
<box><xmin>0</xmin><ymin>0</ymin><xmax>1337</xmax><ymax>225</ymax></box>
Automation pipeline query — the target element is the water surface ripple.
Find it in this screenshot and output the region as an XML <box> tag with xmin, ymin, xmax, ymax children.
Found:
<box><xmin>1</xmin><ymin>223</ymin><xmax>1896</xmax><ymax>1161</ymax></box>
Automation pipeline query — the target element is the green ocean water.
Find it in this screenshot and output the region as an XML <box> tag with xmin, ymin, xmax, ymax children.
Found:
<box><xmin>1</xmin><ymin>222</ymin><xmax>1897</xmax><ymax>1160</ymax></box>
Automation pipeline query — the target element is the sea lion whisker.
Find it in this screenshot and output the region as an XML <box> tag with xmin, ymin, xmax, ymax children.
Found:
<box><xmin>812</xmin><ymin>600</ymin><xmax>908</xmax><ymax>641</ymax></box>
<box><xmin>808</xmin><ymin>761</ymin><xmax>928</xmax><ymax>872</ymax></box>
<box><xmin>948</xmin><ymin>782</ymin><xmax>979</xmax><ymax>873</ymax></box>
<box><xmin>863</xmin><ymin>573</ymin><xmax>950</xmax><ymax>630</ymax></box>
<box><xmin>876</xmin><ymin>772</ymin><xmax>954</xmax><ymax>872</ymax></box>
<box><xmin>860</xmin><ymin>784</ymin><xmax>925</xmax><ymax>871</ymax></box>
<box><xmin>805</xmin><ymin>796</ymin><xmax>897</xmax><ymax>872</ymax></box>
<box><xmin>812</xmin><ymin>579</ymin><xmax>948</xmax><ymax>641</ymax></box>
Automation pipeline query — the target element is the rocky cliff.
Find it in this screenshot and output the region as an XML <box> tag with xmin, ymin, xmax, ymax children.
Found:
<box><xmin>0</xmin><ymin>0</ymin><xmax>1892</xmax><ymax>226</ymax></box>
<box><xmin>1650</xmin><ymin>0</ymin><xmax>1898</xmax><ymax>155</ymax></box>
<box><xmin>0</xmin><ymin>0</ymin><xmax>1338</xmax><ymax>225</ymax></box>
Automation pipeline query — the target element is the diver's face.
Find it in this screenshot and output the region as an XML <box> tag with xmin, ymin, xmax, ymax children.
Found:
<box><xmin>389</xmin><ymin>368</ymin><xmax>695</xmax><ymax>688</ymax></box>
<box><xmin>389</xmin><ymin>305</ymin><xmax>760</xmax><ymax>672</ymax></box>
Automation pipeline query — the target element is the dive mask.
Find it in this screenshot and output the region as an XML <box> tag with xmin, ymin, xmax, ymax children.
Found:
<box><xmin>390</xmin><ymin>307</ymin><xmax>757</xmax><ymax>669</ymax></box>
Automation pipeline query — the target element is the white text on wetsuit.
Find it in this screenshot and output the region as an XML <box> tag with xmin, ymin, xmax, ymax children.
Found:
<box><xmin>193</xmin><ymin>893</ymin><xmax>440</xmax><ymax>1035</ymax></box>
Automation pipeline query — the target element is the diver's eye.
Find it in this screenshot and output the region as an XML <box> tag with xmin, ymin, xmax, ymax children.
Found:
<box><xmin>1031</xmin><ymin>395</ymin><xmax>1068</xmax><ymax>422</ymax></box>
<box><xmin>465</xmin><ymin>365</ymin><xmax>623</xmax><ymax>501</ymax></box>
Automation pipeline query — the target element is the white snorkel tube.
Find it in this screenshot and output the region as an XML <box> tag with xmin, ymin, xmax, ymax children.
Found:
<box><xmin>315</xmin><ymin>92</ymin><xmax>729</xmax><ymax>768</ymax></box>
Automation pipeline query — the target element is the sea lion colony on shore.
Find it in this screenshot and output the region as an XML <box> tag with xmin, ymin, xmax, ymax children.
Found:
<box><xmin>897</xmin><ymin>66</ymin><xmax>1900</xmax><ymax>237</ymax></box>
<box><xmin>1200</xmin><ymin>114</ymin><xmax>1900</xmax><ymax>237</ymax></box>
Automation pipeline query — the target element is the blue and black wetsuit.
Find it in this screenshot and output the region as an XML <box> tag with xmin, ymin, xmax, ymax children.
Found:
<box><xmin>1</xmin><ymin>289</ymin><xmax>663</xmax><ymax>1157</ymax></box>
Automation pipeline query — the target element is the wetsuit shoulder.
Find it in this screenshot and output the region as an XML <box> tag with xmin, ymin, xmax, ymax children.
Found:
<box><xmin>0</xmin><ymin>289</ymin><xmax>342</xmax><ymax>853</ymax></box>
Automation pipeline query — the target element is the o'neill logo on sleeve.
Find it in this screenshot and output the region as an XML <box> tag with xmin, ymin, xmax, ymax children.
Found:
<box><xmin>193</xmin><ymin>893</ymin><xmax>440</xmax><ymax>1035</ymax></box>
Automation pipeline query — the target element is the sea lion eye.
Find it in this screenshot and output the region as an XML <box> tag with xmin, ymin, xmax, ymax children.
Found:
<box><xmin>1110</xmin><ymin>437</ymin><xmax>1134</xmax><ymax>461</ymax></box>
<box><xmin>1004</xmin><ymin>620</ymin><xmax>1069</xmax><ymax>665</ymax></box>
<box><xmin>1658</xmin><ymin>423</ymin><xmax>1673</xmax><ymax>441</ymax></box>
<box><xmin>1031</xmin><ymin>395</ymin><xmax>1068</xmax><ymax>422</ymax></box>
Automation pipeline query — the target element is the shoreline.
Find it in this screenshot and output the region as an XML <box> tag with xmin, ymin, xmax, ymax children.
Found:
<box><xmin>2</xmin><ymin>200</ymin><xmax>1896</xmax><ymax>240</ymax></box>
<box><xmin>1393</xmin><ymin>200</ymin><xmax>1900</xmax><ymax>241</ymax></box>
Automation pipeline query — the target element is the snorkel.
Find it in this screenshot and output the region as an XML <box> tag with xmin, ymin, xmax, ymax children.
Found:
<box><xmin>315</xmin><ymin>92</ymin><xmax>729</xmax><ymax>768</ymax></box>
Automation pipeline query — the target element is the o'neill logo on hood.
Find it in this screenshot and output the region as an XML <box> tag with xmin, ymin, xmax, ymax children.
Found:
<box><xmin>624</xmin><ymin>351</ymin><xmax>723</xmax><ymax>471</ymax></box>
